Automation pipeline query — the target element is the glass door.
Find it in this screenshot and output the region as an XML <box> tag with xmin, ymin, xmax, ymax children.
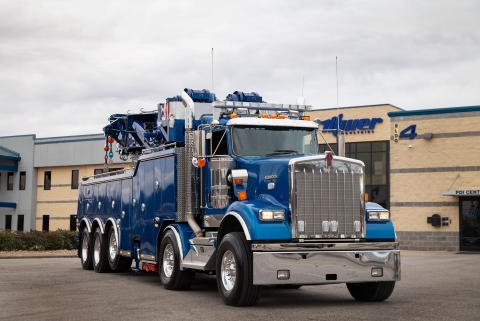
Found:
<box><xmin>459</xmin><ymin>197</ymin><xmax>480</xmax><ymax>252</ymax></box>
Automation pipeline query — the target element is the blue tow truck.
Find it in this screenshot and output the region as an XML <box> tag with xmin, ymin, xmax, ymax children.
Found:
<box><xmin>77</xmin><ymin>88</ymin><xmax>400</xmax><ymax>306</ymax></box>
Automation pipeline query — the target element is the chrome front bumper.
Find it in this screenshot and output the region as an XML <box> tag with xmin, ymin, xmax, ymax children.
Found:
<box><xmin>252</xmin><ymin>242</ymin><xmax>401</xmax><ymax>285</ymax></box>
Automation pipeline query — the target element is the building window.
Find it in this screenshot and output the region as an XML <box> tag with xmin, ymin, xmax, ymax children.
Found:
<box><xmin>71</xmin><ymin>170</ymin><xmax>79</xmax><ymax>189</ymax></box>
<box><xmin>94</xmin><ymin>168</ymin><xmax>103</xmax><ymax>176</ymax></box>
<box><xmin>42</xmin><ymin>215</ymin><xmax>50</xmax><ymax>232</ymax></box>
<box><xmin>19</xmin><ymin>171</ymin><xmax>26</xmax><ymax>190</ymax></box>
<box><xmin>70</xmin><ymin>215</ymin><xmax>77</xmax><ymax>231</ymax></box>
<box><xmin>44</xmin><ymin>171</ymin><xmax>51</xmax><ymax>190</ymax></box>
<box><xmin>17</xmin><ymin>215</ymin><xmax>24</xmax><ymax>231</ymax></box>
<box><xmin>5</xmin><ymin>215</ymin><xmax>12</xmax><ymax>230</ymax></box>
<box><xmin>7</xmin><ymin>172</ymin><xmax>14</xmax><ymax>190</ymax></box>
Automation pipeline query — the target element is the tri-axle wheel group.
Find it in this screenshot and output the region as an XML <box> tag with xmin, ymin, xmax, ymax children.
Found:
<box><xmin>80</xmin><ymin>228</ymin><xmax>395</xmax><ymax>306</ymax></box>
<box><xmin>80</xmin><ymin>226</ymin><xmax>132</xmax><ymax>273</ymax></box>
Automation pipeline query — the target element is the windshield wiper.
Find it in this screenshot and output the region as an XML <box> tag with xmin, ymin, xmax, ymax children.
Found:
<box><xmin>266</xmin><ymin>150</ymin><xmax>298</xmax><ymax>156</ymax></box>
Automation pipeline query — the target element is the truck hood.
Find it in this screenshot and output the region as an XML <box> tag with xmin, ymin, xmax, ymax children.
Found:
<box><xmin>235</xmin><ymin>155</ymin><xmax>301</xmax><ymax>207</ymax></box>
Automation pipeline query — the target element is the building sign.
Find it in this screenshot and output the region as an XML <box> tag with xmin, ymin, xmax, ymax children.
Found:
<box><xmin>441</xmin><ymin>190</ymin><xmax>480</xmax><ymax>196</ymax></box>
<box><xmin>320</xmin><ymin>114</ymin><xmax>383</xmax><ymax>137</ymax></box>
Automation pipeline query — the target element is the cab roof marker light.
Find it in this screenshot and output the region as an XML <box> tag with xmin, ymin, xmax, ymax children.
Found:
<box><xmin>212</xmin><ymin>102</ymin><xmax>313</xmax><ymax>112</ymax></box>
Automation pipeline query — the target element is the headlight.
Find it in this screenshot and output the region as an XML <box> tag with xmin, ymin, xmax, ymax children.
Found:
<box><xmin>368</xmin><ymin>211</ymin><xmax>390</xmax><ymax>221</ymax></box>
<box><xmin>259</xmin><ymin>210</ymin><xmax>285</xmax><ymax>221</ymax></box>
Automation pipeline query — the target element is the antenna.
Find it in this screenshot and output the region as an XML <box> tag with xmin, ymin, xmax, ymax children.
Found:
<box><xmin>336</xmin><ymin>56</ymin><xmax>345</xmax><ymax>157</ymax></box>
<box><xmin>211</xmin><ymin>48</ymin><xmax>214</xmax><ymax>95</ymax></box>
<box><xmin>302</xmin><ymin>76</ymin><xmax>304</xmax><ymax>97</ymax></box>
<box><xmin>336</xmin><ymin>56</ymin><xmax>339</xmax><ymax>109</ymax></box>
<box><xmin>296</xmin><ymin>76</ymin><xmax>306</xmax><ymax>105</ymax></box>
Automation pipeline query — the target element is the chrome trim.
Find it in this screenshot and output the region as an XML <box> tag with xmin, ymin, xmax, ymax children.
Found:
<box><xmin>80</xmin><ymin>218</ymin><xmax>92</xmax><ymax>233</ymax></box>
<box><xmin>224</xmin><ymin>212</ymin><xmax>252</xmax><ymax>240</ymax></box>
<box><xmin>93</xmin><ymin>218</ymin><xmax>105</xmax><ymax>234</ymax></box>
<box><xmin>204</xmin><ymin>214</ymin><xmax>225</xmax><ymax>227</ymax></box>
<box><xmin>253</xmin><ymin>249</ymin><xmax>401</xmax><ymax>285</ymax></box>
<box><xmin>181</xmin><ymin>237</ymin><xmax>216</xmax><ymax>270</ymax></box>
<box><xmin>289</xmin><ymin>155</ymin><xmax>365</xmax><ymax>239</ymax></box>
<box><xmin>252</xmin><ymin>242</ymin><xmax>399</xmax><ymax>252</ymax></box>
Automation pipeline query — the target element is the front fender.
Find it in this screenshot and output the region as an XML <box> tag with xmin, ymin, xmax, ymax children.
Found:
<box><xmin>366</xmin><ymin>220</ymin><xmax>396</xmax><ymax>241</ymax></box>
<box><xmin>365</xmin><ymin>202</ymin><xmax>396</xmax><ymax>241</ymax></box>
<box><xmin>225</xmin><ymin>199</ymin><xmax>290</xmax><ymax>241</ymax></box>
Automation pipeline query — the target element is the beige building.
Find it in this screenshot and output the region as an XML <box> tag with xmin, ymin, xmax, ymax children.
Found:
<box><xmin>388</xmin><ymin>106</ymin><xmax>480</xmax><ymax>252</ymax></box>
<box><xmin>309</xmin><ymin>104</ymin><xmax>480</xmax><ymax>252</ymax></box>
<box><xmin>0</xmin><ymin>133</ymin><xmax>128</xmax><ymax>232</ymax></box>
<box><xmin>36</xmin><ymin>164</ymin><xmax>126</xmax><ymax>231</ymax></box>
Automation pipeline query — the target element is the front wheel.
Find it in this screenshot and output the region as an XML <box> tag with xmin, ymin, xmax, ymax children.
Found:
<box><xmin>346</xmin><ymin>281</ymin><xmax>396</xmax><ymax>302</ymax></box>
<box><xmin>159</xmin><ymin>230</ymin><xmax>195</xmax><ymax>290</ymax></box>
<box><xmin>216</xmin><ymin>232</ymin><xmax>262</xmax><ymax>306</ymax></box>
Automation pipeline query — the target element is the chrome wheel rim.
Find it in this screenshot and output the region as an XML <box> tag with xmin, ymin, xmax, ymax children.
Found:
<box><xmin>93</xmin><ymin>234</ymin><xmax>101</xmax><ymax>265</ymax></box>
<box><xmin>109</xmin><ymin>232</ymin><xmax>117</xmax><ymax>261</ymax></box>
<box><xmin>81</xmin><ymin>233</ymin><xmax>88</xmax><ymax>263</ymax></box>
<box><xmin>162</xmin><ymin>244</ymin><xmax>174</xmax><ymax>278</ymax></box>
<box><xmin>221</xmin><ymin>250</ymin><xmax>236</xmax><ymax>291</ymax></box>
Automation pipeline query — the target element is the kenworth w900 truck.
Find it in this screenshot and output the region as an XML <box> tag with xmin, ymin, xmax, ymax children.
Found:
<box><xmin>76</xmin><ymin>88</ymin><xmax>400</xmax><ymax>306</ymax></box>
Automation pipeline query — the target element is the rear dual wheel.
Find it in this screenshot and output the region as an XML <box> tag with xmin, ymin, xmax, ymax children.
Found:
<box><xmin>159</xmin><ymin>230</ymin><xmax>195</xmax><ymax>290</ymax></box>
<box><xmin>93</xmin><ymin>228</ymin><xmax>111</xmax><ymax>273</ymax></box>
<box><xmin>80</xmin><ymin>227</ymin><xmax>93</xmax><ymax>270</ymax></box>
<box><xmin>107</xmin><ymin>226</ymin><xmax>132</xmax><ymax>272</ymax></box>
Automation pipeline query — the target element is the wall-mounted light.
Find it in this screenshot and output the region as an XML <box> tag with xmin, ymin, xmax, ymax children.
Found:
<box><xmin>423</xmin><ymin>133</ymin><xmax>433</xmax><ymax>140</ymax></box>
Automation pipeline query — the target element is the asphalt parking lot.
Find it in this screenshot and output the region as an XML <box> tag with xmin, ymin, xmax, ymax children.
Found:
<box><xmin>0</xmin><ymin>250</ymin><xmax>479</xmax><ymax>321</ymax></box>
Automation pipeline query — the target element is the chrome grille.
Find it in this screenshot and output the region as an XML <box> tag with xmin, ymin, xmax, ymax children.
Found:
<box><xmin>290</xmin><ymin>157</ymin><xmax>365</xmax><ymax>239</ymax></box>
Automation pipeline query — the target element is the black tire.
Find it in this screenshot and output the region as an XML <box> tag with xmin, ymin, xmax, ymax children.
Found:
<box><xmin>80</xmin><ymin>227</ymin><xmax>93</xmax><ymax>270</ymax></box>
<box><xmin>347</xmin><ymin>281</ymin><xmax>396</xmax><ymax>302</ymax></box>
<box><xmin>107</xmin><ymin>226</ymin><xmax>132</xmax><ymax>272</ymax></box>
<box><xmin>93</xmin><ymin>228</ymin><xmax>112</xmax><ymax>273</ymax></box>
<box><xmin>216</xmin><ymin>232</ymin><xmax>262</xmax><ymax>306</ymax></box>
<box><xmin>159</xmin><ymin>230</ymin><xmax>195</xmax><ymax>290</ymax></box>
<box><xmin>275</xmin><ymin>284</ymin><xmax>302</xmax><ymax>289</ymax></box>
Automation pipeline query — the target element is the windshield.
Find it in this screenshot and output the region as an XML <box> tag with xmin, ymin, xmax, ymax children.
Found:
<box><xmin>232</xmin><ymin>125</ymin><xmax>318</xmax><ymax>157</ymax></box>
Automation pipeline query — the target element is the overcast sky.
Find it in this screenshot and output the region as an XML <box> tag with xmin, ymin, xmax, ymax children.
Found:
<box><xmin>1</xmin><ymin>0</ymin><xmax>479</xmax><ymax>138</ymax></box>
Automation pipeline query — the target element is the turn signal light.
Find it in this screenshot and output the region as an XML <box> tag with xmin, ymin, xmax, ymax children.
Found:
<box><xmin>365</xmin><ymin>194</ymin><xmax>369</xmax><ymax>202</ymax></box>
<box><xmin>234</xmin><ymin>178</ymin><xmax>243</xmax><ymax>185</ymax></box>
<box><xmin>278</xmin><ymin>115</ymin><xmax>286</xmax><ymax>119</ymax></box>
<box><xmin>238</xmin><ymin>191</ymin><xmax>247</xmax><ymax>200</ymax></box>
<box><xmin>303</xmin><ymin>116</ymin><xmax>310</xmax><ymax>121</ymax></box>
<box><xmin>230</xmin><ymin>113</ymin><xmax>238</xmax><ymax>118</ymax></box>
<box><xmin>270</xmin><ymin>114</ymin><xmax>277</xmax><ymax>119</ymax></box>
<box><xmin>260</xmin><ymin>114</ymin><xmax>268</xmax><ymax>118</ymax></box>
<box><xmin>197</xmin><ymin>158</ymin><xmax>206</xmax><ymax>167</ymax></box>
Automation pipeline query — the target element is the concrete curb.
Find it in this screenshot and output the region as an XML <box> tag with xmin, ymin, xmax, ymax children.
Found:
<box><xmin>0</xmin><ymin>252</ymin><xmax>77</xmax><ymax>259</ymax></box>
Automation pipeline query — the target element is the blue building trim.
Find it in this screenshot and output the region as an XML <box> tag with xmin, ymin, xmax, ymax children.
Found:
<box><xmin>388</xmin><ymin>105</ymin><xmax>480</xmax><ymax>117</ymax></box>
<box><xmin>0</xmin><ymin>145</ymin><xmax>21</xmax><ymax>171</ymax></box>
<box><xmin>35</xmin><ymin>137</ymin><xmax>105</xmax><ymax>145</ymax></box>
<box><xmin>0</xmin><ymin>202</ymin><xmax>17</xmax><ymax>209</ymax></box>
<box><xmin>312</xmin><ymin>103</ymin><xmax>402</xmax><ymax>112</ymax></box>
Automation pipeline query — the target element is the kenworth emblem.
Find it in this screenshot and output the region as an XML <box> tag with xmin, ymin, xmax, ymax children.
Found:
<box><xmin>265</xmin><ymin>175</ymin><xmax>278</xmax><ymax>180</ymax></box>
